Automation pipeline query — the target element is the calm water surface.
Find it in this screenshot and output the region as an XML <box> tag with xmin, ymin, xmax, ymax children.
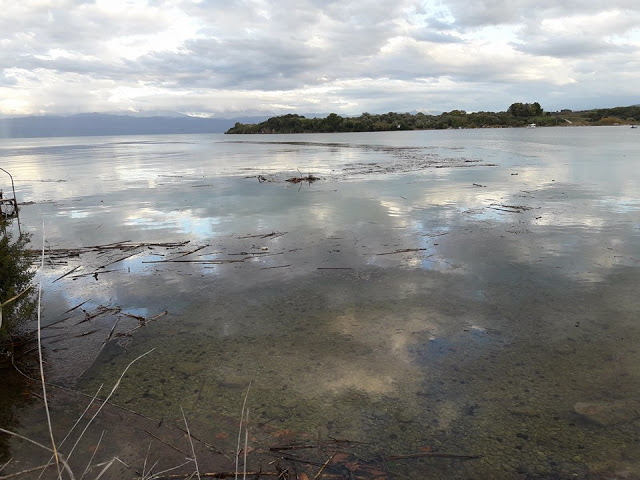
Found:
<box><xmin>1</xmin><ymin>127</ymin><xmax>639</xmax><ymax>479</ymax></box>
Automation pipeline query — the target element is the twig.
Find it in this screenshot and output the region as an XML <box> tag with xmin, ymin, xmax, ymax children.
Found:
<box><xmin>149</xmin><ymin>311</ymin><xmax>168</xmax><ymax>321</ymax></box>
<box><xmin>46</xmin><ymin>329</ymin><xmax>99</xmax><ymax>344</ymax></box>
<box><xmin>62</xmin><ymin>300</ymin><xmax>89</xmax><ymax>314</ymax></box>
<box><xmin>99</xmin><ymin>317</ymin><xmax>120</xmax><ymax>351</ymax></box>
<box><xmin>142</xmin><ymin>259</ymin><xmax>246</xmax><ymax>264</ymax></box>
<box><xmin>313</xmin><ymin>452</ymin><xmax>335</xmax><ymax>479</ymax></box>
<box><xmin>0</xmin><ymin>285</ymin><xmax>33</xmax><ymax>330</ymax></box>
<box><xmin>265</xmin><ymin>453</ymin><xmax>324</xmax><ymax>467</ymax></box>
<box><xmin>171</xmin><ymin>427</ymin><xmax>226</xmax><ymax>457</ymax></box>
<box><xmin>150</xmin><ymin>472</ymin><xmax>280</xmax><ymax>479</ymax></box>
<box><xmin>144</xmin><ymin>430</ymin><xmax>189</xmax><ymax>457</ymax></box>
<box><xmin>32</xmin><ymin>315</ymin><xmax>71</xmax><ymax>332</ymax></box>
<box><xmin>269</xmin><ymin>445</ymin><xmax>316</xmax><ymax>451</ymax></box>
<box><xmin>163</xmin><ymin>245</ymin><xmax>210</xmax><ymax>261</ymax></box>
<box><xmin>76</xmin><ymin>305</ymin><xmax>121</xmax><ymax>325</ymax></box>
<box><xmin>181</xmin><ymin>406</ymin><xmax>201</xmax><ymax>480</ymax></box>
<box><xmin>96</xmin><ymin>252</ymin><xmax>140</xmax><ymax>269</ymax></box>
<box><xmin>375</xmin><ymin>248</ymin><xmax>427</xmax><ymax>256</ymax></box>
<box><xmin>52</xmin><ymin>266</ymin><xmax>81</xmax><ymax>283</ymax></box>
<box><xmin>423</xmin><ymin>232</ymin><xmax>449</xmax><ymax>238</ymax></box>
<box><xmin>120</xmin><ymin>310</ymin><xmax>168</xmax><ymax>335</ymax></box>
<box><xmin>487</xmin><ymin>206</ymin><xmax>524</xmax><ymax>213</ymax></box>
<box><xmin>71</xmin><ymin>269</ymin><xmax>121</xmax><ymax>279</ymax></box>
<box><xmin>385</xmin><ymin>452</ymin><xmax>482</xmax><ymax>461</ymax></box>
<box><xmin>0</xmin><ymin>458</ymin><xmax>11</xmax><ymax>474</ymax></box>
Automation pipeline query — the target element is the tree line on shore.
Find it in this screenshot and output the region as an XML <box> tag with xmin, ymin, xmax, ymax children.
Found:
<box><xmin>226</xmin><ymin>103</ymin><xmax>640</xmax><ymax>134</ymax></box>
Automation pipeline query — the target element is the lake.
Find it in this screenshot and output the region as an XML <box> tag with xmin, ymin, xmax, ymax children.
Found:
<box><xmin>1</xmin><ymin>126</ymin><xmax>639</xmax><ymax>479</ymax></box>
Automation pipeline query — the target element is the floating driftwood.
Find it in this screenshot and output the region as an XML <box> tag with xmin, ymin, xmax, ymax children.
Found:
<box><xmin>238</xmin><ymin>231</ymin><xmax>287</xmax><ymax>239</ymax></box>
<box><xmin>385</xmin><ymin>451</ymin><xmax>482</xmax><ymax>461</ymax></box>
<box><xmin>76</xmin><ymin>305</ymin><xmax>122</xmax><ymax>325</ymax></box>
<box><xmin>52</xmin><ymin>266</ymin><xmax>81</xmax><ymax>283</ymax></box>
<box><xmin>117</xmin><ymin>310</ymin><xmax>168</xmax><ymax>335</ymax></box>
<box><xmin>71</xmin><ymin>269</ymin><xmax>121</xmax><ymax>280</ymax></box>
<box><xmin>29</xmin><ymin>240</ymin><xmax>190</xmax><ymax>261</ymax></box>
<box><xmin>375</xmin><ymin>248</ymin><xmax>428</xmax><ymax>256</ymax></box>
<box><xmin>151</xmin><ymin>472</ymin><xmax>281</xmax><ymax>479</ymax></box>
<box><xmin>286</xmin><ymin>175</ymin><xmax>320</xmax><ymax>183</ymax></box>
<box><xmin>286</xmin><ymin>170</ymin><xmax>321</xmax><ymax>183</ymax></box>
<box><xmin>488</xmin><ymin>204</ymin><xmax>533</xmax><ymax>214</ymax></box>
<box><xmin>142</xmin><ymin>258</ymin><xmax>247</xmax><ymax>264</ymax></box>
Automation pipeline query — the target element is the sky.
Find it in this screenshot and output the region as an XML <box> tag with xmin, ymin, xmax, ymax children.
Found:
<box><xmin>0</xmin><ymin>0</ymin><xmax>639</xmax><ymax>118</ymax></box>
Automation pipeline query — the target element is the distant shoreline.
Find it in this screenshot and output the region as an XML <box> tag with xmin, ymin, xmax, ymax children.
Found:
<box><xmin>0</xmin><ymin>105</ymin><xmax>637</xmax><ymax>139</ymax></box>
<box><xmin>226</xmin><ymin>105</ymin><xmax>640</xmax><ymax>134</ymax></box>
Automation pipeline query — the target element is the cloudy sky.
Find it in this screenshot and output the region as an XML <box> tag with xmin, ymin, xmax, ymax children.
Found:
<box><xmin>1</xmin><ymin>0</ymin><xmax>638</xmax><ymax>118</ymax></box>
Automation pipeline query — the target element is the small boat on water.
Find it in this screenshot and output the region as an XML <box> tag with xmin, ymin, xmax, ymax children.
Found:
<box><xmin>631</xmin><ymin>125</ymin><xmax>638</xmax><ymax>129</ymax></box>
<box><xmin>528</xmin><ymin>123</ymin><xmax>537</xmax><ymax>128</ymax></box>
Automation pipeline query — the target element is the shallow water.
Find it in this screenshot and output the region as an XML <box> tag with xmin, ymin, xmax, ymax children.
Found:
<box><xmin>1</xmin><ymin>127</ymin><xmax>640</xmax><ymax>478</ymax></box>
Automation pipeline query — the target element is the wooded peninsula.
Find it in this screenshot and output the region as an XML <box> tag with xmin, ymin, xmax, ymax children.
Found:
<box><xmin>226</xmin><ymin>103</ymin><xmax>640</xmax><ymax>134</ymax></box>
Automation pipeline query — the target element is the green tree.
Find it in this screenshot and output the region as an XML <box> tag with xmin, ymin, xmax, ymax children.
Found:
<box><xmin>508</xmin><ymin>102</ymin><xmax>543</xmax><ymax>118</ymax></box>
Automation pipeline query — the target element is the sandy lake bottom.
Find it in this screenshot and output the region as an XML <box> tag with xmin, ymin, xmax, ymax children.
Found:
<box><xmin>1</xmin><ymin>128</ymin><xmax>640</xmax><ymax>479</ymax></box>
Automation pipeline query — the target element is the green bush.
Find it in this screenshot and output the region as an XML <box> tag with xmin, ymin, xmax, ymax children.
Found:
<box><xmin>0</xmin><ymin>224</ymin><xmax>36</xmax><ymax>351</ymax></box>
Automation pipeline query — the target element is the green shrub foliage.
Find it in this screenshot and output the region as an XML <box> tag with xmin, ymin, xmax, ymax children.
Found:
<box><xmin>0</xmin><ymin>225</ymin><xmax>36</xmax><ymax>349</ymax></box>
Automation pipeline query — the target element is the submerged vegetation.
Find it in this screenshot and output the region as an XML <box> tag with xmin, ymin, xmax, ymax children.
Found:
<box><xmin>0</xmin><ymin>221</ymin><xmax>36</xmax><ymax>353</ymax></box>
<box><xmin>226</xmin><ymin>103</ymin><xmax>640</xmax><ymax>134</ymax></box>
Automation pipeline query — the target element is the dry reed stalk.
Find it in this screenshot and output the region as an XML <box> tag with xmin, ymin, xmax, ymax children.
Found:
<box><xmin>38</xmin><ymin>385</ymin><xmax>105</xmax><ymax>480</ymax></box>
<box><xmin>141</xmin><ymin>441</ymin><xmax>153</xmax><ymax>479</ymax></box>
<box><xmin>180</xmin><ymin>406</ymin><xmax>200</xmax><ymax>480</ymax></box>
<box><xmin>0</xmin><ymin>463</ymin><xmax>51</xmax><ymax>479</ymax></box>
<box><xmin>0</xmin><ymin>458</ymin><xmax>11</xmax><ymax>473</ymax></box>
<box><xmin>145</xmin><ymin>459</ymin><xmax>192</xmax><ymax>480</ymax></box>
<box><xmin>91</xmin><ymin>458</ymin><xmax>114</xmax><ymax>480</ymax></box>
<box><xmin>36</xmin><ymin>227</ymin><xmax>62</xmax><ymax>479</ymax></box>
<box><xmin>78</xmin><ymin>430</ymin><xmax>105</xmax><ymax>480</ymax></box>
<box><xmin>235</xmin><ymin>382</ymin><xmax>251</xmax><ymax>480</ymax></box>
<box><xmin>313</xmin><ymin>452</ymin><xmax>335</xmax><ymax>480</ymax></box>
<box><xmin>0</xmin><ymin>284</ymin><xmax>33</xmax><ymax>330</ymax></box>
<box><xmin>66</xmin><ymin>348</ymin><xmax>155</xmax><ymax>463</ymax></box>
<box><xmin>242</xmin><ymin>409</ymin><xmax>249</xmax><ymax>480</ymax></box>
<box><xmin>143</xmin><ymin>459</ymin><xmax>160</xmax><ymax>480</ymax></box>
<box><xmin>0</xmin><ymin>428</ymin><xmax>76</xmax><ymax>480</ymax></box>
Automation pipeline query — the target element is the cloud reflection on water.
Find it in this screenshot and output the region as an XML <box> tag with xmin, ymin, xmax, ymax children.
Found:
<box><xmin>2</xmin><ymin>129</ymin><xmax>640</xmax><ymax>478</ymax></box>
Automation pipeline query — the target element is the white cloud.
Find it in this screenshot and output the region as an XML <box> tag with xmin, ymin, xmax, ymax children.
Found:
<box><xmin>0</xmin><ymin>0</ymin><xmax>638</xmax><ymax>116</ymax></box>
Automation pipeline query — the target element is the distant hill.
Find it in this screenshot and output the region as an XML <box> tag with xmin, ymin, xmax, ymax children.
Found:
<box><xmin>0</xmin><ymin>113</ymin><xmax>271</xmax><ymax>138</ymax></box>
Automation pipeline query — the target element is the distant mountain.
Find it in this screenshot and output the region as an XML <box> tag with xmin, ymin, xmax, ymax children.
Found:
<box><xmin>0</xmin><ymin>113</ymin><xmax>271</xmax><ymax>138</ymax></box>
